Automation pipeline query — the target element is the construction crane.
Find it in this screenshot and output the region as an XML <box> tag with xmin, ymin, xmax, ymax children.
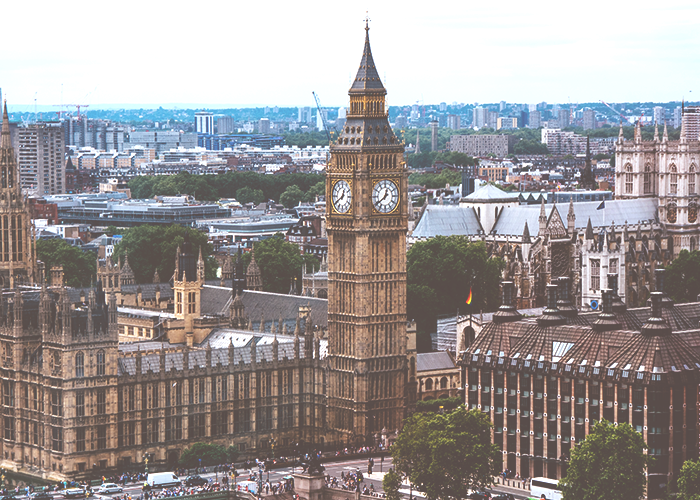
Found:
<box><xmin>312</xmin><ymin>92</ymin><xmax>332</xmax><ymax>143</ymax></box>
<box><xmin>600</xmin><ymin>100</ymin><xmax>630</xmax><ymax>125</ymax></box>
<box><xmin>52</xmin><ymin>104</ymin><xmax>90</xmax><ymax>121</ymax></box>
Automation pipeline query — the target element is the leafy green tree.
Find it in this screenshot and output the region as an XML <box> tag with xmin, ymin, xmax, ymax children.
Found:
<box><xmin>179</xmin><ymin>442</ymin><xmax>228</xmax><ymax>468</ymax></box>
<box><xmin>279</xmin><ymin>185</ymin><xmax>305</xmax><ymax>208</ymax></box>
<box><xmin>226</xmin><ymin>445</ymin><xmax>240</xmax><ymax>464</ymax></box>
<box><xmin>236</xmin><ymin>186</ymin><xmax>265</xmax><ymax>205</ymax></box>
<box><xmin>250</xmin><ymin>235</ymin><xmax>303</xmax><ymax>294</ymax></box>
<box><xmin>382</xmin><ymin>469</ymin><xmax>403</xmax><ymax>500</ymax></box>
<box><xmin>407</xmin><ymin>238</ymin><xmax>503</xmax><ymax>336</ymax></box>
<box><xmin>415</xmin><ymin>396</ymin><xmax>462</xmax><ymax>413</ymax></box>
<box><xmin>678</xmin><ymin>459</ymin><xmax>700</xmax><ymax>500</ymax></box>
<box><xmin>665</xmin><ymin>250</ymin><xmax>700</xmax><ymax>303</ymax></box>
<box><xmin>36</xmin><ymin>239</ymin><xmax>96</xmax><ymax>288</ymax></box>
<box><xmin>112</xmin><ymin>225</ymin><xmax>217</xmax><ymax>284</ymax></box>
<box><xmin>304</xmin><ymin>181</ymin><xmax>325</xmax><ymax>202</ymax></box>
<box><xmin>391</xmin><ymin>406</ymin><xmax>500</xmax><ymax>500</ymax></box>
<box><xmin>408</xmin><ymin>170</ymin><xmax>462</xmax><ymax>189</ymax></box>
<box><xmin>559</xmin><ymin>420</ymin><xmax>649</xmax><ymax>500</ymax></box>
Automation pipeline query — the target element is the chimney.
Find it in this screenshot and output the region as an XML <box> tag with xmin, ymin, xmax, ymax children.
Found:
<box><xmin>537</xmin><ymin>284</ymin><xmax>567</xmax><ymax>327</ymax></box>
<box><xmin>592</xmin><ymin>289</ymin><xmax>621</xmax><ymax>332</ymax></box>
<box><xmin>493</xmin><ymin>281</ymin><xmax>522</xmax><ymax>323</ymax></box>
<box><xmin>641</xmin><ymin>292</ymin><xmax>671</xmax><ymax>336</ymax></box>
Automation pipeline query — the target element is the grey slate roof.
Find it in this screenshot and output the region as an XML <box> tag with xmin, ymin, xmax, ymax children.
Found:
<box><xmin>492</xmin><ymin>199</ymin><xmax>658</xmax><ymax>237</ymax></box>
<box><xmin>416</xmin><ymin>351</ymin><xmax>456</xmax><ymax>372</ymax></box>
<box><xmin>411</xmin><ymin>205</ymin><xmax>483</xmax><ymax>239</ymax></box>
<box><xmin>464</xmin><ymin>184</ymin><xmax>519</xmax><ymax>202</ymax></box>
<box><xmin>200</xmin><ymin>286</ymin><xmax>328</xmax><ymax>328</ymax></box>
<box><xmin>121</xmin><ymin>284</ymin><xmax>174</xmax><ymax>299</ymax></box>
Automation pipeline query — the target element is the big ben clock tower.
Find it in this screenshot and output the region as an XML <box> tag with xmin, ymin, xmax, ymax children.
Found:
<box><xmin>327</xmin><ymin>22</ymin><xmax>408</xmax><ymax>445</ymax></box>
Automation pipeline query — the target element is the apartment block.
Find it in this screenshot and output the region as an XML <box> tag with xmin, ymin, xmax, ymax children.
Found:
<box><xmin>449</xmin><ymin>134</ymin><xmax>516</xmax><ymax>158</ymax></box>
<box><xmin>17</xmin><ymin>122</ymin><xmax>65</xmax><ymax>195</ymax></box>
<box><xmin>583</xmin><ymin>109</ymin><xmax>596</xmax><ymax>131</ymax></box>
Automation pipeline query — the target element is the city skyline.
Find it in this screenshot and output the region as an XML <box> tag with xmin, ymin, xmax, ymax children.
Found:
<box><xmin>2</xmin><ymin>0</ymin><xmax>699</xmax><ymax>109</ymax></box>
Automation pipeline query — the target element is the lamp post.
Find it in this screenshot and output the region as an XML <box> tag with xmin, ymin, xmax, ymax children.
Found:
<box><xmin>143</xmin><ymin>454</ymin><xmax>149</xmax><ymax>475</ymax></box>
<box><xmin>1</xmin><ymin>468</ymin><xmax>5</xmax><ymax>492</ymax></box>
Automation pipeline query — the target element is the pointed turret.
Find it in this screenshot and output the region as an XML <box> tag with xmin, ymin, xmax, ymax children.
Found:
<box><xmin>663</xmin><ymin>122</ymin><xmax>669</xmax><ymax>142</ymax></box>
<box><xmin>197</xmin><ymin>246</ymin><xmax>205</xmax><ymax>282</ymax></box>
<box><xmin>538</xmin><ymin>197</ymin><xmax>547</xmax><ymax>236</ymax></box>
<box><xmin>153</xmin><ymin>268</ymin><xmax>160</xmax><ymax>284</ymax></box>
<box><xmin>681</xmin><ymin>108</ymin><xmax>687</xmax><ymax>143</ymax></box>
<box><xmin>634</xmin><ymin>119</ymin><xmax>642</xmax><ymax>143</ymax></box>
<box><xmin>349</xmin><ymin>21</ymin><xmax>386</xmax><ymax>94</ymax></box>
<box><xmin>618</xmin><ymin>121</ymin><xmax>624</xmax><ymax>142</ymax></box>
<box><xmin>567</xmin><ymin>197</ymin><xmax>575</xmax><ymax>234</ymax></box>
<box><xmin>1</xmin><ymin>103</ymin><xmax>11</xmax><ymax>151</ymax></box>
<box><xmin>653</xmin><ymin>122</ymin><xmax>659</xmax><ymax>142</ymax></box>
<box><xmin>522</xmin><ymin>221</ymin><xmax>531</xmax><ymax>243</ymax></box>
<box><xmin>121</xmin><ymin>252</ymin><xmax>134</xmax><ymax>286</ymax></box>
<box><xmin>585</xmin><ymin>217</ymin><xmax>594</xmax><ymax>240</ymax></box>
<box><xmin>246</xmin><ymin>246</ymin><xmax>263</xmax><ymax>291</ymax></box>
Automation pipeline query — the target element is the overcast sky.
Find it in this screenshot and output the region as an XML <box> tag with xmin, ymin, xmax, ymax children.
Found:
<box><xmin>2</xmin><ymin>0</ymin><xmax>699</xmax><ymax>110</ymax></box>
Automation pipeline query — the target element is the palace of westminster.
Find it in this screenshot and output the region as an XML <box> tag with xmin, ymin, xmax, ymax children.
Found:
<box><xmin>0</xmin><ymin>25</ymin><xmax>699</xmax><ymax>498</ymax></box>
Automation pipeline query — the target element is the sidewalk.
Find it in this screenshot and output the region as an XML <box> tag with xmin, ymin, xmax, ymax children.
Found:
<box><xmin>491</xmin><ymin>477</ymin><xmax>531</xmax><ymax>497</ymax></box>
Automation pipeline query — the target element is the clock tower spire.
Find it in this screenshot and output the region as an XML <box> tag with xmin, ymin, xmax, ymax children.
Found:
<box><xmin>326</xmin><ymin>24</ymin><xmax>408</xmax><ymax>446</ymax></box>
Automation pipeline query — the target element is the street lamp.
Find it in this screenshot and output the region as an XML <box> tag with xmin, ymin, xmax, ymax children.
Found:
<box><xmin>1</xmin><ymin>468</ymin><xmax>5</xmax><ymax>491</ymax></box>
<box><xmin>143</xmin><ymin>454</ymin><xmax>149</xmax><ymax>475</ymax></box>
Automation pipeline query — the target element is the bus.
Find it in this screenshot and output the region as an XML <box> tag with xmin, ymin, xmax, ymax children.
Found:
<box><xmin>530</xmin><ymin>477</ymin><xmax>562</xmax><ymax>500</ymax></box>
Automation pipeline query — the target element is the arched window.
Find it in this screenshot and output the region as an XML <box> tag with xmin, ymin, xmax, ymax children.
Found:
<box><xmin>425</xmin><ymin>379</ymin><xmax>433</xmax><ymax>391</ymax></box>
<box><xmin>96</xmin><ymin>350</ymin><xmax>105</xmax><ymax>376</ymax></box>
<box><xmin>643</xmin><ymin>164</ymin><xmax>652</xmax><ymax>194</ymax></box>
<box><xmin>625</xmin><ymin>164</ymin><xmax>633</xmax><ymax>194</ymax></box>
<box><xmin>689</xmin><ymin>202</ymin><xmax>698</xmax><ymax>224</ymax></box>
<box><xmin>75</xmin><ymin>352</ymin><xmax>84</xmax><ymax>378</ymax></box>
<box><xmin>670</xmin><ymin>165</ymin><xmax>678</xmax><ymax>195</ymax></box>
<box><xmin>667</xmin><ymin>203</ymin><xmax>677</xmax><ymax>223</ymax></box>
<box><xmin>440</xmin><ymin>377</ymin><xmax>448</xmax><ymax>390</ymax></box>
<box><xmin>690</xmin><ymin>165</ymin><xmax>696</xmax><ymax>195</ymax></box>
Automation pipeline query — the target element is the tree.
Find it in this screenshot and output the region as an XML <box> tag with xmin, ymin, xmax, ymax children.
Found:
<box><xmin>382</xmin><ymin>469</ymin><xmax>403</xmax><ymax>500</ymax></box>
<box><xmin>179</xmin><ymin>442</ymin><xmax>228</xmax><ymax>468</ymax></box>
<box><xmin>112</xmin><ymin>225</ymin><xmax>217</xmax><ymax>284</ymax></box>
<box><xmin>391</xmin><ymin>406</ymin><xmax>500</xmax><ymax>500</ymax></box>
<box><xmin>304</xmin><ymin>181</ymin><xmax>325</xmax><ymax>202</ymax></box>
<box><xmin>279</xmin><ymin>185</ymin><xmax>305</xmax><ymax>208</ymax></box>
<box><xmin>678</xmin><ymin>459</ymin><xmax>700</xmax><ymax>500</ymax></box>
<box><xmin>36</xmin><ymin>239</ymin><xmax>96</xmax><ymax>288</ymax></box>
<box><xmin>226</xmin><ymin>445</ymin><xmax>240</xmax><ymax>464</ymax></box>
<box><xmin>559</xmin><ymin>420</ymin><xmax>649</xmax><ymax>500</ymax></box>
<box><xmin>407</xmin><ymin>238</ymin><xmax>504</xmax><ymax>337</ymax></box>
<box><xmin>250</xmin><ymin>234</ymin><xmax>304</xmax><ymax>294</ymax></box>
<box><xmin>236</xmin><ymin>186</ymin><xmax>265</xmax><ymax>205</ymax></box>
<box><xmin>665</xmin><ymin>250</ymin><xmax>700</xmax><ymax>303</ymax></box>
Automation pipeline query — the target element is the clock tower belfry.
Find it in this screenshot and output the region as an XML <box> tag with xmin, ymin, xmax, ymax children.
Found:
<box><xmin>326</xmin><ymin>23</ymin><xmax>408</xmax><ymax>445</ymax></box>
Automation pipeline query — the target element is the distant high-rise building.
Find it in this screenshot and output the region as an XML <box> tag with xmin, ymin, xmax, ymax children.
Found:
<box><xmin>583</xmin><ymin>109</ymin><xmax>596</xmax><ymax>131</ymax></box>
<box><xmin>447</xmin><ymin>114</ymin><xmax>461</xmax><ymax>130</ymax></box>
<box><xmin>674</xmin><ymin>106</ymin><xmax>682</xmax><ymax>128</ymax></box>
<box><xmin>217</xmin><ymin>116</ymin><xmax>235</xmax><ymax>134</ymax></box>
<box><xmin>682</xmin><ymin>106</ymin><xmax>700</xmax><ymax>142</ymax></box>
<box><xmin>473</xmin><ymin>107</ymin><xmax>487</xmax><ymax>128</ymax></box>
<box><xmin>499</xmin><ymin>101</ymin><xmax>507</xmax><ymax>112</ymax></box>
<box><xmin>529</xmin><ymin>110</ymin><xmax>542</xmax><ymax>129</ymax></box>
<box><xmin>394</xmin><ymin>115</ymin><xmax>408</xmax><ymax>129</ymax></box>
<box><xmin>653</xmin><ymin>106</ymin><xmax>665</xmax><ymax>126</ymax></box>
<box><xmin>316</xmin><ymin>110</ymin><xmax>328</xmax><ymax>131</ymax></box>
<box><xmin>337</xmin><ymin>107</ymin><xmax>347</xmax><ymax>120</ymax></box>
<box><xmin>439</xmin><ymin>102</ymin><xmax>447</xmax><ymax>112</ymax></box>
<box><xmin>258</xmin><ymin>118</ymin><xmax>271</xmax><ymax>134</ymax></box>
<box><xmin>487</xmin><ymin>111</ymin><xmax>498</xmax><ymax>130</ymax></box>
<box><xmin>194</xmin><ymin>112</ymin><xmax>214</xmax><ymax>134</ymax></box>
<box><xmin>536</xmin><ymin>101</ymin><xmax>547</xmax><ymax>111</ymax></box>
<box><xmin>430</xmin><ymin>120</ymin><xmax>439</xmax><ymax>151</ymax></box>
<box><xmin>17</xmin><ymin>122</ymin><xmax>65</xmax><ymax>195</ymax></box>
<box><xmin>496</xmin><ymin>117</ymin><xmax>518</xmax><ymax>130</ymax></box>
<box><xmin>519</xmin><ymin>111</ymin><xmax>529</xmax><ymax>128</ymax></box>
<box><xmin>558</xmin><ymin>109</ymin><xmax>570</xmax><ymax>128</ymax></box>
<box><xmin>449</xmin><ymin>134</ymin><xmax>516</xmax><ymax>157</ymax></box>
<box><xmin>298</xmin><ymin>107</ymin><xmax>312</xmax><ymax>124</ymax></box>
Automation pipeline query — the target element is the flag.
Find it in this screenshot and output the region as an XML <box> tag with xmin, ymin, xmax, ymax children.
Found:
<box><xmin>466</xmin><ymin>288</ymin><xmax>472</xmax><ymax>305</ymax></box>
<box><xmin>597</xmin><ymin>200</ymin><xmax>605</xmax><ymax>210</ymax></box>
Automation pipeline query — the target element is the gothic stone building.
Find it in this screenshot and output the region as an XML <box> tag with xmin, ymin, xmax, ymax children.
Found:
<box><xmin>0</xmin><ymin>26</ymin><xmax>410</xmax><ymax>481</ymax></box>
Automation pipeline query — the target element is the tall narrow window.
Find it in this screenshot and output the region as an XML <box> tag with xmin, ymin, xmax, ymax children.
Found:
<box><xmin>590</xmin><ymin>259</ymin><xmax>600</xmax><ymax>290</ymax></box>
<box><xmin>625</xmin><ymin>165</ymin><xmax>633</xmax><ymax>194</ymax></box>
<box><xmin>670</xmin><ymin>165</ymin><xmax>678</xmax><ymax>195</ymax></box>
<box><xmin>690</xmin><ymin>165</ymin><xmax>696</xmax><ymax>195</ymax></box>
<box><xmin>643</xmin><ymin>164</ymin><xmax>651</xmax><ymax>194</ymax></box>
<box><xmin>96</xmin><ymin>350</ymin><xmax>105</xmax><ymax>376</ymax></box>
<box><xmin>76</xmin><ymin>391</ymin><xmax>85</xmax><ymax>417</ymax></box>
<box><xmin>76</xmin><ymin>428</ymin><xmax>85</xmax><ymax>452</ymax></box>
<box><xmin>96</xmin><ymin>389</ymin><xmax>106</xmax><ymax>415</ymax></box>
<box><xmin>75</xmin><ymin>352</ymin><xmax>84</xmax><ymax>378</ymax></box>
<box><xmin>609</xmin><ymin>259</ymin><xmax>618</xmax><ymax>275</ymax></box>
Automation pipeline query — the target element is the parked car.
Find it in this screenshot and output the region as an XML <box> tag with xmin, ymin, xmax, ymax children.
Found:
<box><xmin>95</xmin><ymin>484</ymin><xmax>122</xmax><ymax>495</ymax></box>
<box><xmin>30</xmin><ymin>493</ymin><xmax>52</xmax><ymax>500</ymax></box>
<box><xmin>492</xmin><ymin>494</ymin><xmax>515</xmax><ymax>500</ymax></box>
<box><xmin>63</xmin><ymin>489</ymin><xmax>86</xmax><ymax>499</ymax></box>
<box><xmin>469</xmin><ymin>492</ymin><xmax>492</xmax><ymax>500</ymax></box>
<box><xmin>185</xmin><ymin>476</ymin><xmax>208</xmax><ymax>487</ymax></box>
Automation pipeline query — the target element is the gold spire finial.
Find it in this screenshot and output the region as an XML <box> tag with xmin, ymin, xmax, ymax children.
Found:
<box><xmin>364</xmin><ymin>12</ymin><xmax>370</xmax><ymax>31</ymax></box>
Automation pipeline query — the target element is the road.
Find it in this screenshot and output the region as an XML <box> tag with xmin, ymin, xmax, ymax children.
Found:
<box><xmin>37</xmin><ymin>458</ymin><xmax>530</xmax><ymax>500</ymax></box>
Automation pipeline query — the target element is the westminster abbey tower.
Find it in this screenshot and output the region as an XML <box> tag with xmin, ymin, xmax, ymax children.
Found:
<box><xmin>326</xmin><ymin>23</ymin><xmax>409</xmax><ymax>444</ymax></box>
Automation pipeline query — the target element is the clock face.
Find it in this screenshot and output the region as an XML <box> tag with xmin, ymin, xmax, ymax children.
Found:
<box><xmin>331</xmin><ymin>180</ymin><xmax>352</xmax><ymax>214</ymax></box>
<box><xmin>372</xmin><ymin>179</ymin><xmax>399</xmax><ymax>214</ymax></box>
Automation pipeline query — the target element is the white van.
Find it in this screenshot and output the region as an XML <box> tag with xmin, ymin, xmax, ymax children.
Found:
<box><xmin>145</xmin><ymin>472</ymin><xmax>181</xmax><ymax>489</ymax></box>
